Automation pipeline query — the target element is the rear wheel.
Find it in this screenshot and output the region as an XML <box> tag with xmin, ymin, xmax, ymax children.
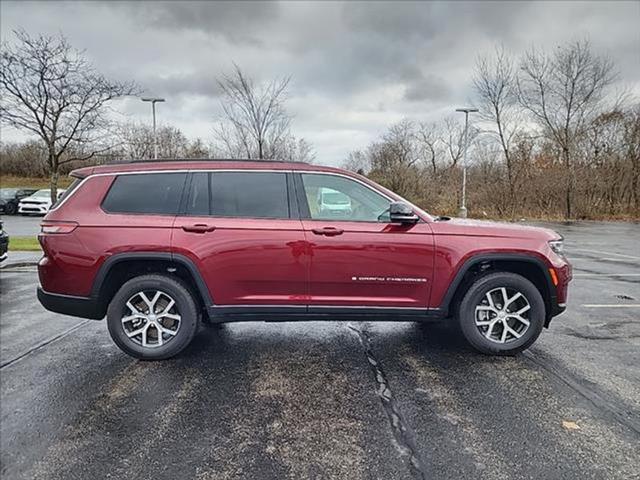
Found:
<box><xmin>457</xmin><ymin>272</ymin><xmax>545</xmax><ymax>355</ymax></box>
<box><xmin>107</xmin><ymin>274</ymin><xmax>199</xmax><ymax>360</ymax></box>
<box><xmin>5</xmin><ymin>203</ymin><xmax>16</xmax><ymax>215</ymax></box>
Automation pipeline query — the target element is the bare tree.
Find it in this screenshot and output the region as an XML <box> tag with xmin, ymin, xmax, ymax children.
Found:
<box><xmin>474</xmin><ymin>46</ymin><xmax>522</xmax><ymax>208</ymax></box>
<box><xmin>624</xmin><ymin>105</ymin><xmax>640</xmax><ymax>214</ymax></box>
<box><xmin>0</xmin><ymin>30</ymin><xmax>138</xmax><ymax>201</ymax></box>
<box><xmin>368</xmin><ymin>119</ymin><xmax>421</xmax><ymax>196</ymax></box>
<box><xmin>214</xmin><ymin>64</ymin><xmax>291</xmax><ymax>160</ymax></box>
<box><xmin>184</xmin><ymin>138</ymin><xmax>211</xmax><ymax>159</ymax></box>
<box><xmin>415</xmin><ymin>122</ymin><xmax>440</xmax><ymax>174</ymax></box>
<box><xmin>117</xmin><ymin>122</ymin><xmax>155</xmax><ymax>160</ymax></box>
<box><xmin>275</xmin><ymin>135</ymin><xmax>316</xmax><ymax>163</ymax></box>
<box><xmin>118</xmin><ymin>122</ymin><xmax>209</xmax><ymax>160</ymax></box>
<box><xmin>517</xmin><ymin>40</ymin><xmax>617</xmax><ymax>218</ymax></box>
<box><xmin>342</xmin><ymin>150</ymin><xmax>370</xmax><ymax>174</ymax></box>
<box><xmin>441</xmin><ymin>116</ymin><xmax>478</xmax><ymax>169</ymax></box>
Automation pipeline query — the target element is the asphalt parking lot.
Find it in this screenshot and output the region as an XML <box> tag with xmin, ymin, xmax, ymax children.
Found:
<box><xmin>0</xmin><ymin>214</ymin><xmax>42</xmax><ymax>236</ymax></box>
<box><xmin>0</xmin><ymin>221</ymin><xmax>638</xmax><ymax>480</ymax></box>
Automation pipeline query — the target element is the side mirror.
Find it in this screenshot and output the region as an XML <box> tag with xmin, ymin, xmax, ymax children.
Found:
<box><xmin>389</xmin><ymin>202</ymin><xmax>419</xmax><ymax>224</ymax></box>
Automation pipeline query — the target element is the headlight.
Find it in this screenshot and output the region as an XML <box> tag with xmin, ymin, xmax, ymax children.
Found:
<box><xmin>549</xmin><ymin>239</ymin><xmax>564</xmax><ymax>256</ymax></box>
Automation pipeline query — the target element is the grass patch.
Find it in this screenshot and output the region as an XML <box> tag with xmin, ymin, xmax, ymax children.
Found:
<box><xmin>0</xmin><ymin>175</ymin><xmax>74</xmax><ymax>189</ymax></box>
<box><xmin>10</xmin><ymin>236</ymin><xmax>42</xmax><ymax>251</ymax></box>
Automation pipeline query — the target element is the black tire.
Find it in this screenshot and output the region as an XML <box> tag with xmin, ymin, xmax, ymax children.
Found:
<box><xmin>457</xmin><ymin>272</ymin><xmax>545</xmax><ymax>355</ymax></box>
<box><xmin>5</xmin><ymin>203</ymin><xmax>16</xmax><ymax>215</ymax></box>
<box><xmin>107</xmin><ymin>274</ymin><xmax>199</xmax><ymax>360</ymax></box>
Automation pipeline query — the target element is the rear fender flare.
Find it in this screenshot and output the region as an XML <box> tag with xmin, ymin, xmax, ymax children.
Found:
<box><xmin>90</xmin><ymin>252</ymin><xmax>213</xmax><ymax>307</ymax></box>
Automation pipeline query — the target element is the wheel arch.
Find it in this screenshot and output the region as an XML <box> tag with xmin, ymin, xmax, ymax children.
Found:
<box><xmin>91</xmin><ymin>252</ymin><xmax>213</xmax><ymax>318</ymax></box>
<box><xmin>440</xmin><ymin>253</ymin><xmax>556</xmax><ymax>325</ymax></box>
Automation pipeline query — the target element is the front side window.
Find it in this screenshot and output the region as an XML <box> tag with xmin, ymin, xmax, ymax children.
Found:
<box><xmin>210</xmin><ymin>172</ymin><xmax>289</xmax><ymax>219</ymax></box>
<box><xmin>300</xmin><ymin>174</ymin><xmax>391</xmax><ymax>222</ymax></box>
<box><xmin>102</xmin><ymin>173</ymin><xmax>187</xmax><ymax>214</ymax></box>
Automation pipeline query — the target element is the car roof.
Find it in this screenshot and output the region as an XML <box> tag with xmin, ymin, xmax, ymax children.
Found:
<box><xmin>71</xmin><ymin>159</ymin><xmax>347</xmax><ymax>178</ymax></box>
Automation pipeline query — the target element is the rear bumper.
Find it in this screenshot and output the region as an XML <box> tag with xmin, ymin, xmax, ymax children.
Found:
<box><xmin>37</xmin><ymin>287</ymin><xmax>104</xmax><ymax>320</ymax></box>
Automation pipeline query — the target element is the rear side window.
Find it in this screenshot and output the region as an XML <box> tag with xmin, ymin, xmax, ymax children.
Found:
<box><xmin>102</xmin><ymin>173</ymin><xmax>187</xmax><ymax>214</ymax></box>
<box><xmin>209</xmin><ymin>172</ymin><xmax>289</xmax><ymax>219</ymax></box>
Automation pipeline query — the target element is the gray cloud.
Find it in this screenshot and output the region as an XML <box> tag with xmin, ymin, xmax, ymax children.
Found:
<box><xmin>404</xmin><ymin>74</ymin><xmax>451</xmax><ymax>102</ymax></box>
<box><xmin>1</xmin><ymin>0</ymin><xmax>638</xmax><ymax>165</ymax></box>
<box><xmin>112</xmin><ymin>1</ymin><xmax>280</xmax><ymax>45</ymax></box>
<box><xmin>139</xmin><ymin>72</ymin><xmax>223</xmax><ymax>99</ymax></box>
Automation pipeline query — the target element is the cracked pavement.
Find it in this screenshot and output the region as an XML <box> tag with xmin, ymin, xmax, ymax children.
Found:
<box><xmin>1</xmin><ymin>221</ymin><xmax>639</xmax><ymax>479</ymax></box>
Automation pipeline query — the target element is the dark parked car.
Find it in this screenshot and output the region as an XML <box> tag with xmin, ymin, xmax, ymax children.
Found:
<box><xmin>0</xmin><ymin>220</ymin><xmax>8</xmax><ymax>263</ymax></box>
<box><xmin>37</xmin><ymin>160</ymin><xmax>571</xmax><ymax>360</ymax></box>
<box><xmin>0</xmin><ymin>188</ymin><xmax>38</xmax><ymax>215</ymax></box>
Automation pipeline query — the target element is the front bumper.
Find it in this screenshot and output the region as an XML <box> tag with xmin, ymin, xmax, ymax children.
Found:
<box><xmin>19</xmin><ymin>203</ymin><xmax>49</xmax><ymax>214</ymax></box>
<box><xmin>545</xmin><ymin>258</ymin><xmax>571</xmax><ymax>325</ymax></box>
<box><xmin>37</xmin><ymin>287</ymin><xmax>105</xmax><ymax>320</ymax></box>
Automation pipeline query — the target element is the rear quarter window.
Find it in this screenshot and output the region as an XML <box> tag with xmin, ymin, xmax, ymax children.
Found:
<box><xmin>52</xmin><ymin>178</ymin><xmax>82</xmax><ymax>208</ymax></box>
<box><xmin>102</xmin><ymin>173</ymin><xmax>187</xmax><ymax>214</ymax></box>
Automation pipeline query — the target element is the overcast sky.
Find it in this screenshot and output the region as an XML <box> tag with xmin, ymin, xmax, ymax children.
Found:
<box><xmin>1</xmin><ymin>1</ymin><xmax>639</xmax><ymax>165</ymax></box>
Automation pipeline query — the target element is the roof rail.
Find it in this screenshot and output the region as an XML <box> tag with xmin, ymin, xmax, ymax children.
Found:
<box><xmin>107</xmin><ymin>158</ymin><xmax>309</xmax><ymax>165</ymax></box>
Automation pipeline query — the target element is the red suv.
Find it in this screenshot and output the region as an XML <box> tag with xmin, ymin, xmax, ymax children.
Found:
<box><xmin>37</xmin><ymin>160</ymin><xmax>571</xmax><ymax>359</ymax></box>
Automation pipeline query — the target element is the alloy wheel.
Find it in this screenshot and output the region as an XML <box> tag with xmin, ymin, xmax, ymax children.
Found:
<box><xmin>121</xmin><ymin>290</ymin><xmax>181</xmax><ymax>348</ymax></box>
<box><xmin>474</xmin><ymin>287</ymin><xmax>531</xmax><ymax>344</ymax></box>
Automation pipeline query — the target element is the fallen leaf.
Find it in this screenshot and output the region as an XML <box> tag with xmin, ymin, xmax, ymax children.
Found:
<box><xmin>562</xmin><ymin>420</ymin><xmax>580</xmax><ymax>430</ymax></box>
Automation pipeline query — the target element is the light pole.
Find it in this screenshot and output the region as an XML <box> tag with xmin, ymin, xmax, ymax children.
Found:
<box><xmin>141</xmin><ymin>97</ymin><xmax>165</xmax><ymax>159</ymax></box>
<box><xmin>455</xmin><ymin>107</ymin><xmax>478</xmax><ymax>218</ymax></box>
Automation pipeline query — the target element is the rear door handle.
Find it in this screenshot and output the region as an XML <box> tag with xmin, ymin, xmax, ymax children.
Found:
<box><xmin>311</xmin><ymin>227</ymin><xmax>344</xmax><ymax>236</ymax></box>
<box><xmin>182</xmin><ymin>224</ymin><xmax>216</xmax><ymax>233</ymax></box>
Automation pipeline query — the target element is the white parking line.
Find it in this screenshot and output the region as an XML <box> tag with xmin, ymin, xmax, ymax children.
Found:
<box><xmin>582</xmin><ymin>304</ymin><xmax>640</xmax><ymax>308</ymax></box>
<box><xmin>573</xmin><ymin>273</ymin><xmax>640</xmax><ymax>277</ymax></box>
<box><xmin>572</xmin><ymin>248</ymin><xmax>640</xmax><ymax>260</ymax></box>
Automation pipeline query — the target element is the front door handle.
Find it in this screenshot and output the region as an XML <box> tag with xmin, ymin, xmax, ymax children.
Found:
<box><xmin>312</xmin><ymin>227</ymin><xmax>344</xmax><ymax>236</ymax></box>
<box><xmin>182</xmin><ymin>224</ymin><xmax>216</xmax><ymax>233</ymax></box>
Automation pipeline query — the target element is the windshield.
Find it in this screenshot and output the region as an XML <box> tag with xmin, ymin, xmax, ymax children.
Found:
<box><xmin>0</xmin><ymin>189</ymin><xmax>18</xmax><ymax>200</ymax></box>
<box><xmin>32</xmin><ymin>189</ymin><xmax>51</xmax><ymax>198</ymax></box>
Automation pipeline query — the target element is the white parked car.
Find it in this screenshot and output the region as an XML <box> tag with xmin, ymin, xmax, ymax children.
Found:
<box><xmin>317</xmin><ymin>187</ymin><xmax>352</xmax><ymax>218</ymax></box>
<box><xmin>18</xmin><ymin>189</ymin><xmax>66</xmax><ymax>215</ymax></box>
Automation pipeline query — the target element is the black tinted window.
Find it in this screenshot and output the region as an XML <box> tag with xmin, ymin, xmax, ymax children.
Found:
<box><xmin>186</xmin><ymin>173</ymin><xmax>210</xmax><ymax>216</ymax></box>
<box><xmin>210</xmin><ymin>172</ymin><xmax>289</xmax><ymax>218</ymax></box>
<box><xmin>52</xmin><ymin>178</ymin><xmax>82</xmax><ymax>208</ymax></box>
<box><xmin>102</xmin><ymin>173</ymin><xmax>186</xmax><ymax>214</ymax></box>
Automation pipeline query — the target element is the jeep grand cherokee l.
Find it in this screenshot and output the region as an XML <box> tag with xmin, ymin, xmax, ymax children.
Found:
<box><xmin>37</xmin><ymin>160</ymin><xmax>571</xmax><ymax>360</ymax></box>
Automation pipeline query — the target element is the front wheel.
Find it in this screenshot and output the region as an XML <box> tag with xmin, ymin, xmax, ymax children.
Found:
<box><xmin>457</xmin><ymin>272</ymin><xmax>545</xmax><ymax>355</ymax></box>
<box><xmin>107</xmin><ymin>274</ymin><xmax>199</xmax><ymax>360</ymax></box>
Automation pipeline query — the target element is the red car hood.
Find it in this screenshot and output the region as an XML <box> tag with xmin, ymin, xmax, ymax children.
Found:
<box><xmin>429</xmin><ymin>218</ymin><xmax>560</xmax><ymax>240</ymax></box>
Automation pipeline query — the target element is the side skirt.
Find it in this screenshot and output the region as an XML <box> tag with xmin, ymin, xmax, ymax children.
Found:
<box><xmin>206</xmin><ymin>305</ymin><xmax>446</xmax><ymax>323</ymax></box>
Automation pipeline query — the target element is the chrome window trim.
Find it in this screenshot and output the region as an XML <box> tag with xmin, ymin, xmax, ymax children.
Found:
<box><xmin>51</xmin><ymin>168</ymin><xmax>401</xmax><ymax>215</ymax></box>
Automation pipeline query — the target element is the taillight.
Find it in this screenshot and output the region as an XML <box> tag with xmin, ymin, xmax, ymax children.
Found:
<box><xmin>40</xmin><ymin>221</ymin><xmax>78</xmax><ymax>234</ymax></box>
